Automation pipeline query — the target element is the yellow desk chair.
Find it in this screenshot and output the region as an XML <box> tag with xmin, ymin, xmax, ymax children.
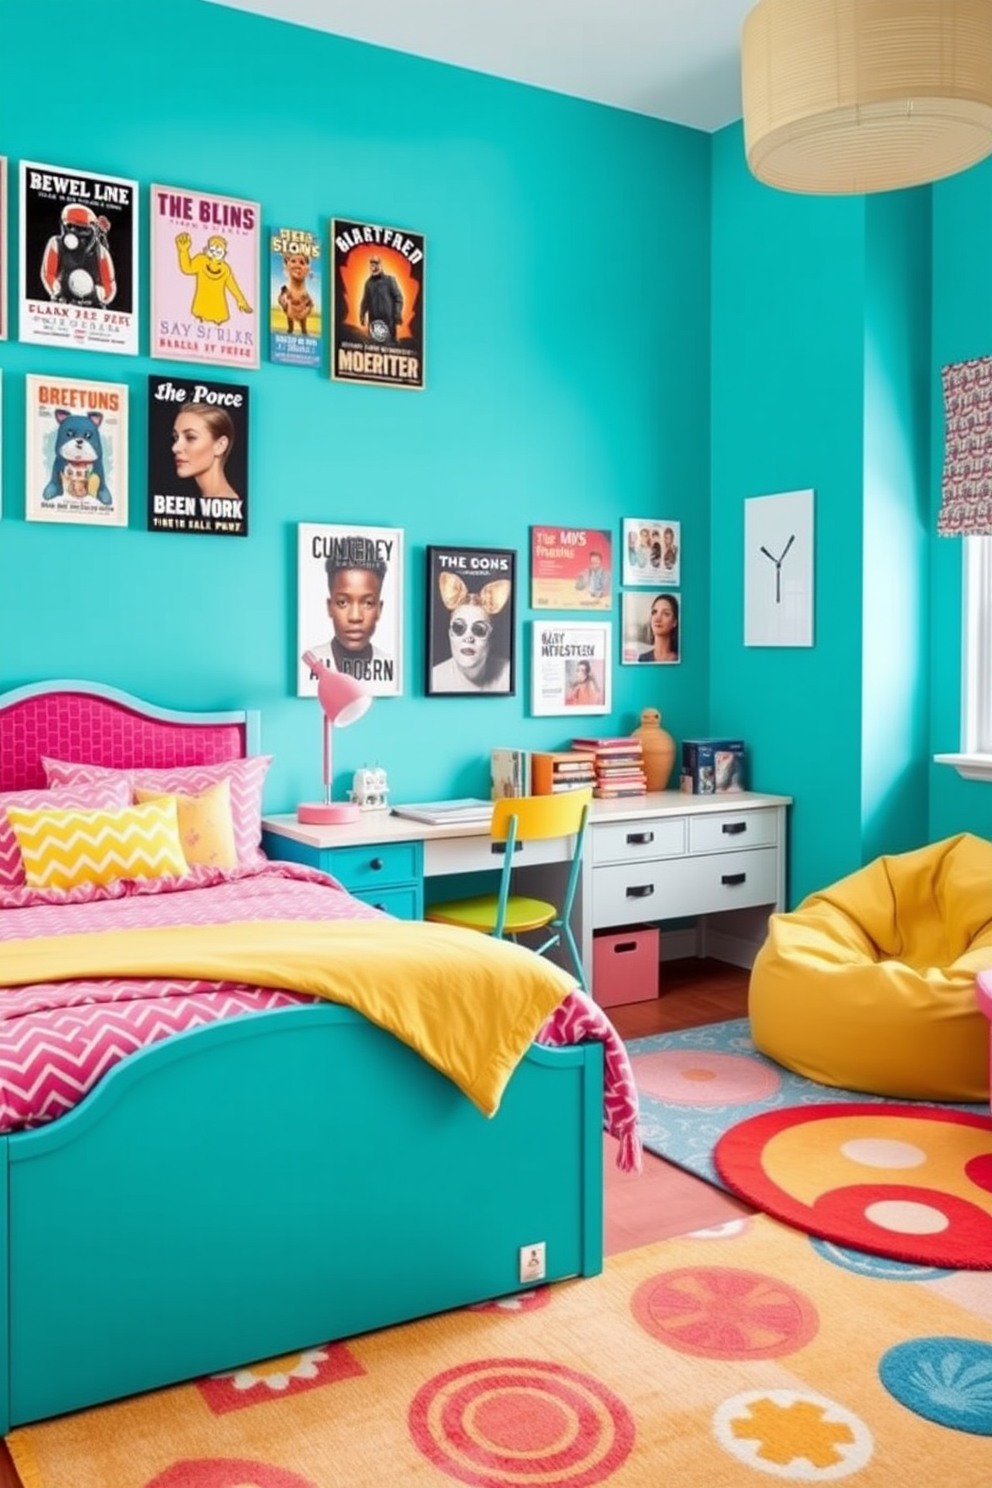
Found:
<box><xmin>425</xmin><ymin>788</ymin><xmax>592</xmax><ymax>991</ymax></box>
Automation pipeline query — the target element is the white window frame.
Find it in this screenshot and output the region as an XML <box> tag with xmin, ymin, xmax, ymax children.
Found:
<box><xmin>935</xmin><ymin>535</ymin><xmax>992</xmax><ymax>779</ymax></box>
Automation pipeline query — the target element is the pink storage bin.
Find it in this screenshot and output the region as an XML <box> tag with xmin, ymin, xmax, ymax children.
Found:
<box><xmin>592</xmin><ymin>926</ymin><xmax>660</xmax><ymax>1008</ymax></box>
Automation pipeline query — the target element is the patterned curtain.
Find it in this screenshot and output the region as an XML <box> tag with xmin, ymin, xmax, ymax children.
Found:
<box><xmin>939</xmin><ymin>355</ymin><xmax>992</xmax><ymax>535</ymax></box>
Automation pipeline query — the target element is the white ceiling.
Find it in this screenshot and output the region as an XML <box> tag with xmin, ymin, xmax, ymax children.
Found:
<box><xmin>202</xmin><ymin>0</ymin><xmax>754</xmax><ymax>132</ymax></box>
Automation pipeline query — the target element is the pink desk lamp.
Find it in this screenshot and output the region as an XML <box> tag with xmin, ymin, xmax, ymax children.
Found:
<box><xmin>298</xmin><ymin>651</ymin><xmax>372</xmax><ymax>825</ymax></box>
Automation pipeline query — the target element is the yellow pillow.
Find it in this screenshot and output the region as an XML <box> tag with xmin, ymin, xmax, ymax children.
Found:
<box><xmin>6</xmin><ymin>799</ymin><xmax>188</xmax><ymax>891</ymax></box>
<box><xmin>134</xmin><ymin>778</ymin><xmax>238</xmax><ymax>870</ymax></box>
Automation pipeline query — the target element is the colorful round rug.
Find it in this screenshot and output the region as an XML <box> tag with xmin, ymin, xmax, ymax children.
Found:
<box><xmin>713</xmin><ymin>1102</ymin><xmax>992</xmax><ymax>1268</ymax></box>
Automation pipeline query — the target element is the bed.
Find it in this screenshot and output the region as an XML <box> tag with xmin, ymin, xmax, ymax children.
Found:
<box><xmin>0</xmin><ymin>679</ymin><xmax>637</xmax><ymax>1431</ymax></box>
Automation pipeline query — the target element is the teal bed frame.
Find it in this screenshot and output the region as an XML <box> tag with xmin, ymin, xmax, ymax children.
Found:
<box><xmin>0</xmin><ymin>680</ymin><xmax>605</xmax><ymax>1431</ymax></box>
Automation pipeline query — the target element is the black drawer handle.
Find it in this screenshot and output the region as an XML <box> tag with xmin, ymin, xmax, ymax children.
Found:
<box><xmin>722</xmin><ymin>872</ymin><xmax>747</xmax><ymax>886</ymax></box>
<box><xmin>625</xmin><ymin>884</ymin><xmax>654</xmax><ymax>899</ymax></box>
<box><xmin>612</xmin><ymin>940</ymin><xmax>638</xmax><ymax>955</ymax></box>
<box><xmin>491</xmin><ymin>841</ymin><xmax>523</xmax><ymax>855</ymax></box>
<box><xmin>626</xmin><ymin>831</ymin><xmax>654</xmax><ymax>846</ymax></box>
<box><xmin>373</xmin><ymin>902</ymin><xmax>387</xmax><ymax>912</ymax></box>
<box><xmin>370</xmin><ymin>857</ymin><xmax>384</xmax><ymax>872</ymax></box>
<box><xmin>722</xmin><ymin>822</ymin><xmax>747</xmax><ymax>836</ymax></box>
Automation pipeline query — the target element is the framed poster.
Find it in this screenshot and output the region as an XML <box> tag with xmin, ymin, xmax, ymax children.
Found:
<box><xmin>621</xmin><ymin>591</ymin><xmax>681</xmax><ymax>664</ymax></box>
<box><xmin>19</xmin><ymin>160</ymin><xmax>138</xmax><ymax>353</ymax></box>
<box><xmin>530</xmin><ymin>526</ymin><xmax>612</xmax><ymax>610</ymax></box>
<box><xmin>621</xmin><ymin>517</ymin><xmax>680</xmax><ymax>586</ymax></box>
<box><xmin>150</xmin><ymin>184</ymin><xmax>261</xmax><ymax>368</ymax></box>
<box><xmin>331</xmin><ymin>218</ymin><xmax>425</xmax><ymax>389</ymax></box>
<box><xmin>0</xmin><ymin>157</ymin><xmax>7</xmax><ymax>340</ymax></box>
<box><xmin>25</xmin><ymin>374</ymin><xmax>128</xmax><ymax>527</ymax></box>
<box><xmin>426</xmin><ymin>545</ymin><xmax>516</xmax><ymax>696</ymax></box>
<box><xmin>297</xmin><ymin>523</ymin><xmax>403</xmax><ymax>698</ymax></box>
<box><xmin>531</xmin><ymin>621</ymin><xmax>611</xmax><ymax>716</ymax></box>
<box><xmin>147</xmin><ymin>375</ymin><xmax>249</xmax><ymax>537</ymax></box>
<box><xmin>744</xmin><ymin>489</ymin><xmax>815</xmax><ymax>647</ymax></box>
<box><xmin>269</xmin><ymin>225</ymin><xmax>322</xmax><ymax>368</ymax></box>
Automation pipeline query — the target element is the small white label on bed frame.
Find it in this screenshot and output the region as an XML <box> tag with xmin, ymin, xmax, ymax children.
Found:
<box><xmin>519</xmin><ymin>1242</ymin><xmax>546</xmax><ymax>1283</ymax></box>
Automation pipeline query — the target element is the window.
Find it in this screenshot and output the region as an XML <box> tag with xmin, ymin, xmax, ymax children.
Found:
<box><xmin>938</xmin><ymin>536</ymin><xmax>992</xmax><ymax>778</ymax></box>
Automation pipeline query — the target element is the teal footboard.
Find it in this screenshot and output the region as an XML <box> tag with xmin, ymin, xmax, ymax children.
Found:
<box><xmin>0</xmin><ymin>1004</ymin><xmax>603</xmax><ymax>1430</ymax></box>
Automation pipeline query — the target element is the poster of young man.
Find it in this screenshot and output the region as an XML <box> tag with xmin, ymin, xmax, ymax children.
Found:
<box><xmin>297</xmin><ymin>522</ymin><xmax>404</xmax><ymax>698</ymax></box>
<box><xmin>147</xmin><ymin>375</ymin><xmax>249</xmax><ymax>537</ymax></box>
<box><xmin>18</xmin><ymin>160</ymin><xmax>138</xmax><ymax>354</ymax></box>
<box><xmin>25</xmin><ymin>374</ymin><xmax>128</xmax><ymax>527</ymax></box>
<box><xmin>150</xmin><ymin>184</ymin><xmax>261</xmax><ymax>369</ymax></box>
<box><xmin>426</xmin><ymin>546</ymin><xmax>516</xmax><ymax>696</ymax></box>
<box><xmin>331</xmin><ymin>218</ymin><xmax>425</xmax><ymax>390</ymax></box>
<box><xmin>268</xmin><ymin>226</ymin><xmax>322</xmax><ymax>368</ymax></box>
<box><xmin>530</xmin><ymin>527</ymin><xmax>613</xmax><ymax>610</ymax></box>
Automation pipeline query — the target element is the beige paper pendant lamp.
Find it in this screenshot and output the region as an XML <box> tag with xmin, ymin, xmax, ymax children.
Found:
<box><xmin>742</xmin><ymin>0</ymin><xmax>992</xmax><ymax>194</ymax></box>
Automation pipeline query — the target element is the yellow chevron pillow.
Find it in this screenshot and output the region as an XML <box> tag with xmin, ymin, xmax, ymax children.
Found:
<box><xmin>6</xmin><ymin>799</ymin><xmax>188</xmax><ymax>891</ymax></box>
<box><xmin>134</xmin><ymin>778</ymin><xmax>237</xmax><ymax>869</ymax></box>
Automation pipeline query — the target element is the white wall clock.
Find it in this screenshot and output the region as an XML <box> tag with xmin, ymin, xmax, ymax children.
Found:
<box><xmin>744</xmin><ymin>489</ymin><xmax>814</xmax><ymax>647</ymax></box>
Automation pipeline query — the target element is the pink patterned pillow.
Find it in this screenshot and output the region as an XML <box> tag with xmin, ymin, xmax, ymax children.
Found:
<box><xmin>41</xmin><ymin>756</ymin><xmax>272</xmax><ymax>866</ymax></box>
<box><xmin>0</xmin><ymin>781</ymin><xmax>131</xmax><ymax>888</ymax></box>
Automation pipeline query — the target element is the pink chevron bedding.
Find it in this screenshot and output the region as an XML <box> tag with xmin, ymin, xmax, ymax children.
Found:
<box><xmin>0</xmin><ymin>861</ymin><xmax>640</xmax><ymax>1167</ymax></box>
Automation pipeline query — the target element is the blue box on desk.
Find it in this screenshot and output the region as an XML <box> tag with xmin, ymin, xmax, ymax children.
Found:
<box><xmin>680</xmin><ymin>738</ymin><xmax>746</xmax><ymax>794</ymax></box>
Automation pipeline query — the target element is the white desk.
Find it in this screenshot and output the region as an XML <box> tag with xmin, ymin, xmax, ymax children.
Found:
<box><xmin>261</xmin><ymin>790</ymin><xmax>791</xmax><ymax>993</ymax></box>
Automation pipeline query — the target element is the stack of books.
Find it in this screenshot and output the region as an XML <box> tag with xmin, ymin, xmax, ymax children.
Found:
<box><xmin>680</xmin><ymin>737</ymin><xmax>746</xmax><ymax>794</ymax></box>
<box><xmin>530</xmin><ymin>750</ymin><xmax>597</xmax><ymax>794</ymax></box>
<box><xmin>571</xmin><ymin>736</ymin><xmax>647</xmax><ymax>799</ymax></box>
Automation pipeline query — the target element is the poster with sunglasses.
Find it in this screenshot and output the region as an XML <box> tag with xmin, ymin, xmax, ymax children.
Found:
<box><xmin>426</xmin><ymin>546</ymin><xmax>516</xmax><ymax>696</ymax></box>
<box><xmin>150</xmin><ymin>184</ymin><xmax>261</xmax><ymax>369</ymax></box>
<box><xmin>331</xmin><ymin>218</ymin><xmax>425</xmax><ymax>389</ymax></box>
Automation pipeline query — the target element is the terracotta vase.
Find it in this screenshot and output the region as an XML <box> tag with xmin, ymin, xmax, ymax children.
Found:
<box><xmin>632</xmin><ymin>708</ymin><xmax>677</xmax><ymax>792</ymax></box>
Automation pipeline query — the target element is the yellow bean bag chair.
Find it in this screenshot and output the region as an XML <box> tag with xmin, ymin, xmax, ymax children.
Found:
<box><xmin>749</xmin><ymin>832</ymin><xmax>992</xmax><ymax>1101</ymax></box>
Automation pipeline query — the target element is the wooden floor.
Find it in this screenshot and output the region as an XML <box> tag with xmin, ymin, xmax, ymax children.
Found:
<box><xmin>603</xmin><ymin>956</ymin><xmax>754</xmax><ymax>1255</ymax></box>
<box><xmin>0</xmin><ymin>957</ymin><xmax>750</xmax><ymax>1485</ymax></box>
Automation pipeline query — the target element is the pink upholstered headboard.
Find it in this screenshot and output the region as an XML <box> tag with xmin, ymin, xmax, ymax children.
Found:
<box><xmin>0</xmin><ymin>681</ymin><xmax>259</xmax><ymax>792</ymax></box>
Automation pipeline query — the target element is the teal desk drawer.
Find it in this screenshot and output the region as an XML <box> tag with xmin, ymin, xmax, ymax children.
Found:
<box><xmin>352</xmin><ymin>884</ymin><xmax>421</xmax><ymax>920</ymax></box>
<box><xmin>323</xmin><ymin>842</ymin><xmax>421</xmax><ymax>892</ymax></box>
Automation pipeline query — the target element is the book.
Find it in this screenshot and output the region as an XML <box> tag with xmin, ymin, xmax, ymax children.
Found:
<box><xmin>531</xmin><ymin>750</ymin><xmax>596</xmax><ymax>795</ymax></box>
<box><xmin>391</xmin><ymin>798</ymin><xmax>493</xmax><ymax>825</ymax></box>
<box><xmin>491</xmin><ymin>747</ymin><xmax>530</xmax><ymax>800</ymax></box>
<box><xmin>681</xmin><ymin>738</ymin><xmax>746</xmax><ymax>794</ymax></box>
<box><xmin>572</xmin><ymin>736</ymin><xmax>641</xmax><ymax>753</ymax></box>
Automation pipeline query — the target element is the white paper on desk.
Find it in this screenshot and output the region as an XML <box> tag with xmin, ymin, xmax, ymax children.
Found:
<box><xmin>392</xmin><ymin>798</ymin><xmax>493</xmax><ymax>824</ymax></box>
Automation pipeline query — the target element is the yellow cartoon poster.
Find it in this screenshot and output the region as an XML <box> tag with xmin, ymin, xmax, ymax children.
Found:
<box><xmin>150</xmin><ymin>184</ymin><xmax>260</xmax><ymax>370</ymax></box>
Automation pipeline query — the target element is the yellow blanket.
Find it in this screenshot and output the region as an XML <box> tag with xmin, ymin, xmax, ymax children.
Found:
<box><xmin>0</xmin><ymin>918</ymin><xmax>578</xmax><ymax>1117</ymax></box>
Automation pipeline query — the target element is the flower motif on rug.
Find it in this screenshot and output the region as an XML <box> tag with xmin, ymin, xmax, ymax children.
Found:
<box><xmin>195</xmin><ymin>1343</ymin><xmax>365</xmax><ymax>1414</ymax></box>
<box><xmin>712</xmin><ymin>1389</ymin><xmax>873</xmax><ymax>1478</ymax></box>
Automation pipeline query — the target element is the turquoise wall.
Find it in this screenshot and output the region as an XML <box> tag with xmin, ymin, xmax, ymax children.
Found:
<box><xmin>929</xmin><ymin>157</ymin><xmax>992</xmax><ymax>843</ymax></box>
<box><xmin>860</xmin><ymin>190</ymin><xmax>931</xmax><ymax>866</ymax></box>
<box><xmin>710</xmin><ymin>127</ymin><xmax>933</xmax><ymax>904</ymax></box>
<box><xmin>3</xmin><ymin>0</ymin><xmax>987</xmax><ymax>904</ymax></box>
<box><xmin>0</xmin><ymin>0</ymin><xmax>711</xmax><ymax>814</ymax></box>
<box><xmin>710</xmin><ymin>125</ymin><xmax>868</xmax><ymax>904</ymax></box>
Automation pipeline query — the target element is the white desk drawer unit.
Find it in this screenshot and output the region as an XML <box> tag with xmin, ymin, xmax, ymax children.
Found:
<box><xmin>589</xmin><ymin>802</ymin><xmax>784</xmax><ymax>932</ymax></box>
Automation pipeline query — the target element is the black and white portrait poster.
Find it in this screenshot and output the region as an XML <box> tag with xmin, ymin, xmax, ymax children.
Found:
<box><xmin>18</xmin><ymin>160</ymin><xmax>138</xmax><ymax>354</ymax></box>
<box><xmin>331</xmin><ymin>218</ymin><xmax>425</xmax><ymax>390</ymax></box>
<box><xmin>426</xmin><ymin>546</ymin><xmax>516</xmax><ymax>697</ymax></box>
<box><xmin>25</xmin><ymin>374</ymin><xmax>128</xmax><ymax>527</ymax></box>
<box><xmin>297</xmin><ymin>522</ymin><xmax>404</xmax><ymax>698</ymax></box>
<box><xmin>147</xmin><ymin>375</ymin><xmax>249</xmax><ymax>537</ymax></box>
